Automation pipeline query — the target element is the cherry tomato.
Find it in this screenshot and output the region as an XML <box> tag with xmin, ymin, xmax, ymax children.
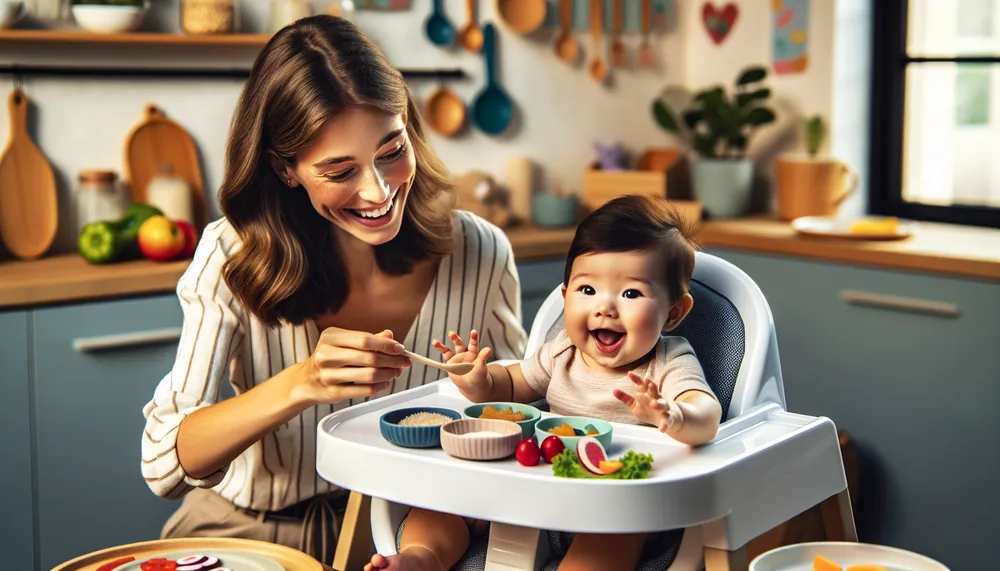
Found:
<box><xmin>515</xmin><ymin>437</ymin><xmax>541</xmax><ymax>466</ymax></box>
<box><xmin>540</xmin><ymin>435</ymin><xmax>566</xmax><ymax>463</ymax></box>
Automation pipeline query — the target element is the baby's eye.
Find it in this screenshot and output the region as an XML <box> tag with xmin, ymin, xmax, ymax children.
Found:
<box><xmin>578</xmin><ymin>285</ymin><xmax>595</xmax><ymax>295</ymax></box>
<box><xmin>623</xmin><ymin>289</ymin><xmax>643</xmax><ymax>299</ymax></box>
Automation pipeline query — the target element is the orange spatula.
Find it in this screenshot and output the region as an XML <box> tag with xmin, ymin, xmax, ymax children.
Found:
<box><xmin>0</xmin><ymin>89</ymin><xmax>58</xmax><ymax>260</ymax></box>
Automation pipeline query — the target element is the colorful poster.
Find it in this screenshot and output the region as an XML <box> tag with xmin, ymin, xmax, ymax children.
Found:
<box><xmin>772</xmin><ymin>0</ymin><xmax>809</xmax><ymax>74</ymax></box>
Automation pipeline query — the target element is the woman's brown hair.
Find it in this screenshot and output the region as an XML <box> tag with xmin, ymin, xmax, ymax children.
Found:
<box><xmin>219</xmin><ymin>15</ymin><xmax>455</xmax><ymax>328</ymax></box>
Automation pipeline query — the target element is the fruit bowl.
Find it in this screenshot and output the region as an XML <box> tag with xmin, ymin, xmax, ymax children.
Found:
<box><xmin>463</xmin><ymin>402</ymin><xmax>540</xmax><ymax>439</ymax></box>
<box><xmin>535</xmin><ymin>415</ymin><xmax>612</xmax><ymax>450</ymax></box>
<box><xmin>379</xmin><ymin>407</ymin><xmax>461</xmax><ymax>449</ymax></box>
<box><xmin>440</xmin><ymin>418</ymin><xmax>522</xmax><ymax>460</ymax></box>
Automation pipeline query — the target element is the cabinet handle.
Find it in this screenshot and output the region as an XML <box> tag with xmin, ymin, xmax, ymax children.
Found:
<box><xmin>840</xmin><ymin>290</ymin><xmax>960</xmax><ymax>318</ymax></box>
<box><xmin>73</xmin><ymin>327</ymin><xmax>182</xmax><ymax>353</ymax></box>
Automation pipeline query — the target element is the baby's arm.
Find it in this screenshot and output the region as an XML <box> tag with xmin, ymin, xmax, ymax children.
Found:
<box><xmin>484</xmin><ymin>362</ymin><xmax>544</xmax><ymax>404</ymax></box>
<box><xmin>668</xmin><ymin>389</ymin><xmax>722</xmax><ymax>445</ymax></box>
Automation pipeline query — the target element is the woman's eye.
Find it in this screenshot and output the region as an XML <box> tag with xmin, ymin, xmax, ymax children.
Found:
<box><xmin>379</xmin><ymin>142</ymin><xmax>408</xmax><ymax>162</ymax></box>
<box><xmin>578</xmin><ymin>285</ymin><xmax>595</xmax><ymax>295</ymax></box>
<box><xmin>325</xmin><ymin>169</ymin><xmax>354</xmax><ymax>182</ymax></box>
<box><xmin>623</xmin><ymin>289</ymin><xmax>643</xmax><ymax>299</ymax></box>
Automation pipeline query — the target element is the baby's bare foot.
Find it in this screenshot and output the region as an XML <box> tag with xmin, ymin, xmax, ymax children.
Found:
<box><xmin>363</xmin><ymin>547</ymin><xmax>442</xmax><ymax>571</ymax></box>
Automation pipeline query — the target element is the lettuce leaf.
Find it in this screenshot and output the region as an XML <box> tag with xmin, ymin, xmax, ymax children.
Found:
<box><xmin>551</xmin><ymin>449</ymin><xmax>654</xmax><ymax>479</ymax></box>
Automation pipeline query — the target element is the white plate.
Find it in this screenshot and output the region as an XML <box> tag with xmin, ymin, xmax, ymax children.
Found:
<box><xmin>791</xmin><ymin>216</ymin><xmax>913</xmax><ymax>240</ymax></box>
<box><xmin>750</xmin><ymin>541</ymin><xmax>950</xmax><ymax>571</ymax></box>
<box><xmin>116</xmin><ymin>549</ymin><xmax>284</xmax><ymax>571</ymax></box>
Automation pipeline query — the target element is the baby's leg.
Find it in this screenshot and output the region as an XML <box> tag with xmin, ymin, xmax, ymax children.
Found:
<box><xmin>365</xmin><ymin>507</ymin><xmax>470</xmax><ymax>571</ymax></box>
<box><xmin>557</xmin><ymin>532</ymin><xmax>647</xmax><ymax>571</ymax></box>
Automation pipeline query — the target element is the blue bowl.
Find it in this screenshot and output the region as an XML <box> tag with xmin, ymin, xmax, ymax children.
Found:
<box><xmin>535</xmin><ymin>415</ymin><xmax>613</xmax><ymax>450</ymax></box>
<box><xmin>379</xmin><ymin>406</ymin><xmax>462</xmax><ymax>448</ymax></box>
<box><xmin>463</xmin><ymin>402</ymin><xmax>541</xmax><ymax>439</ymax></box>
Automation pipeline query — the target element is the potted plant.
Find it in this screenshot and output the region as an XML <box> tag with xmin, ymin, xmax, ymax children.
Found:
<box><xmin>773</xmin><ymin>114</ymin><xmax>859</xmax><ymax>220</ymax></box>
<box><xmin>651</xmin><ymin>65</ymin><xmax>776</xmax><ymax>218</ymax></box>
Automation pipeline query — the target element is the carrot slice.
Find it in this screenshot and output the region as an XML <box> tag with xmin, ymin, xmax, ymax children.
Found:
<box><xmin>813</xmin><ymin>554</ymin><xmax>842</xmax><ymax>571</ymax></box>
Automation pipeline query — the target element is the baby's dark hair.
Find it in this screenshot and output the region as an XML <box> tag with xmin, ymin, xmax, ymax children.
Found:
<box><xmin>564</xmin><ymin>194</ymin><xmax>698</xmax><ymax>303</ymax></box>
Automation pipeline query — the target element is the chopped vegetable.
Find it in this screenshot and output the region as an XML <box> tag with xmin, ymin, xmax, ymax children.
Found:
<box><xmin>552</xmin><ymin>449</ymin><xmax>653</xmax><ymax>479</ymax></box>
<box><xmin>813</xmin><ymin>555</ymin><xmax>842</xmax><ymax>571</ymax></box>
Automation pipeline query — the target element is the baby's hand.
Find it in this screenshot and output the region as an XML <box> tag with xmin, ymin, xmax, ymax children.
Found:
<box><xmin>613</xmin><ymin>371</ymin><xmax>684</xmax><ymax>433</ymax></box>
<box><xmin>432</xmin><ymin>330</ymin><xmax>492</xmax><ymax>402</ymax></box>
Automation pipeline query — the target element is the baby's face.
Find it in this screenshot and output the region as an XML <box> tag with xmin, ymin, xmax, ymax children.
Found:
<box><xmin>562</xmin><ymin>250</ymin><xmax>676</xmax><ymax>374</ymax></box>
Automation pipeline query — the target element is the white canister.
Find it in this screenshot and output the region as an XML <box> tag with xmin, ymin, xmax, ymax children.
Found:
<box><xmin>75</xmin><ymin>169</ymin><xmax>125</xmax><ymax>234</ymax></box>
<box><xmin>268</xmin><ymin>0</ymin><xmax>312</xmax><ymax>33</ymax></box>
<box><xmin>146</xmin><ymin>165</ymin><xmax>194</xmax><ymax>225</ymax></box>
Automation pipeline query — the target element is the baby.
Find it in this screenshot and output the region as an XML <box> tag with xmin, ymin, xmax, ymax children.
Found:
<box><xmin>366</xmin><ymin>194</ymin><xmax>723</xmax><ymax>571</ymax></box>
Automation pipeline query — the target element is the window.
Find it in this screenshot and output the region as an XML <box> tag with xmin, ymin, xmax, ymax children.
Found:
<box><xmin>869</xmin><ymin>0</ymin><xmax>1000</xmax><ymax>228</ymax></box>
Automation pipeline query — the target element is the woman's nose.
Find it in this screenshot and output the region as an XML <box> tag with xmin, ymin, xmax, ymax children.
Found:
<box><xmin>357</xmin><ymin>166</ymin><xmax>391</xmax><ymax>204</ymax></box>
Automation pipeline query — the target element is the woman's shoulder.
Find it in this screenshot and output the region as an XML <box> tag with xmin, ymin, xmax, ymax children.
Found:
<box><xmin>451</xmin><ymin>209</ymin><xmax>513</xmax><ymax>255</ymax></box>
<box><xmin>177</xmin><ymin>217</ymin><xmax>241</xmax><ymax>285</ymax></box>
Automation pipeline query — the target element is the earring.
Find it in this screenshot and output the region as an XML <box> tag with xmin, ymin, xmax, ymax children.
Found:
<box><xmin>287</xmin><ymin>178</ymin><xmax>294</xmax><ymax>186</ymax></box>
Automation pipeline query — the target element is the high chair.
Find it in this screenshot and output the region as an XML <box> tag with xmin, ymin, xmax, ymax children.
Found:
<box><xmin>324</xmin><ymin>252</ymin><xmax>857</xmax><ymax>571</ymax></box>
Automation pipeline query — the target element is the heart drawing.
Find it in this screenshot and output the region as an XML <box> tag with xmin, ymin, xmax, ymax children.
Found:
<box><xmin>702</xmin><ymin>2</ymin><xmax>739</xmax><ymax>45</ymax></box>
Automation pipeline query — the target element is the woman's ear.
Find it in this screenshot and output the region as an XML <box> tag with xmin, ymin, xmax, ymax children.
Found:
<box><xmin>266</xmin><ymin>150</ymin><xmax>298</xmax><ymax>187</ymax></box>
<box><xmin>662</xmin><ymin>292</ymin><xmax>694</xmax><ymax>332</ymax></box>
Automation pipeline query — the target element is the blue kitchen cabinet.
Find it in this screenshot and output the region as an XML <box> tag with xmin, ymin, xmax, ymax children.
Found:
<box><xmin>0</xmin><ymin>310</ymin><xmax>36</xmax><ymax>571</ymax></box>
<box><xmin>705</xmin><ymin>247</ymin><xmax>1000</xmax><ymax>571</ymax></box>
<box><xmin>31</xmin><ymin>295</ymin><xmax>186</xmax><ymax>570</ymax></box>
<box><xmin>516</xmin><ymin>258</ymin><xmax>566</xmax><ymax>332</ymax></box>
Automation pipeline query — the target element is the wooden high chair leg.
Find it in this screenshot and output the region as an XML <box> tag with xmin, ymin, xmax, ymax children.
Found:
<box><xmin>704</xmin><ymin>546</ymin><xmax>749</xmax><ymax>571</ymax></box>
<box><xmin>819</xmin><ymin>489</ymin><xmax>858</xmax><ymax>542</ymax></box>
<box><xmin>331</xmin><ymin>491</ymin><xmax>375</xmax><ymax>571</ymax></box>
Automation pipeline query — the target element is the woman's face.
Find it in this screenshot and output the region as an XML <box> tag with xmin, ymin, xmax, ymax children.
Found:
<box><xmin>277</xmin><ymin>106</ymin><xmax>417</xmax><ymax>247</ymax></box>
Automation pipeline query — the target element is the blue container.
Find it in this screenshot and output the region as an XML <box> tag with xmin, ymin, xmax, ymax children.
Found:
<box><xmin>535</xmin><ymin>415</ymin><xmax>613</xmax><ymax>450</ymax></box>
<box><xmin>379</xmin><ymin>407</ymin><xmax>462</xmax><ymax>448</ymax></box>
<box><xmin>532</xmin><ymin>194</ymin><xmax>579</xmax><ymax>228</ymax></box>
<box><xmin>463</xmin><ymin>402</ymin><xmax>541</xmax><ymax>439</ymax></box>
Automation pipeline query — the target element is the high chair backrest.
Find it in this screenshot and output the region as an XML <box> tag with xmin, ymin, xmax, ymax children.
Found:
<box><xmin>523</xmin><ymin>251</ymin><xmax>786</xmax><ymax>421</ymax></box>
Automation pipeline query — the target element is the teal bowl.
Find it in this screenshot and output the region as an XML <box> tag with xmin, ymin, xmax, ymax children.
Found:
<box><xmin>379</xmin><ymin>407</ymin><xmax>462</xmax><ymax>448</ymax></box>
<box><xmin>534</xmin><ymin>416</ymin><xmax>613</xmax><ymax>450</ymax></box>
<box><xmin>463</xmin><ymin>402</ymin><xmax>541</xmax><ymax>439</ymax></box>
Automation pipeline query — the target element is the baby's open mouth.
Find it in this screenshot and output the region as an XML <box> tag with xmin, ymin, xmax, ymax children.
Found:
<box><xmin>591</xmin><ymin>329</ymin><xmax>625</xmax><ymax>353</ymax></box>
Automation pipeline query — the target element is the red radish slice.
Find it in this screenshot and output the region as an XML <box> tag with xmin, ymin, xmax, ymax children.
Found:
<box><xmin>201</xmin><ymin>556</ymin><xmax>220</xmax><ymax>569</ymax></box>
<box><xmin>576</xmin><ymin>436</ymin><xmax>608</xmax><ymax>475</ymax></box>
<box><xmin>177</xmin><ymin>565</ymin><xmax>202</xmax><ymax>571</ymax></box>
<box><xmin>176</xmin><ymin>556</ymin><xmax>207</xmax><ymax>565</ymax></box>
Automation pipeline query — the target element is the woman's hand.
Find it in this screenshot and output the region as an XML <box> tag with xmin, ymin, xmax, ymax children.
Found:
<box><xmin>433</xmin><ymin>330</ymin><xmax>493</xmax><ymax>402</ymax></box>
<box><xmin>613</xmin><ymin>371</ymin><xmax>684</xmax><ymax>434</ymax></box>
<box><xmin>293</xmin><ymin>328</ymin><xmax>412</xmax><ymax>406</ymax></box>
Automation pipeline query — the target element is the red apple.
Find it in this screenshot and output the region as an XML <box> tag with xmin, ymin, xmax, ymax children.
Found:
<box><xmin>138</xmin><ymin>216</ymin><xmax>185</xmax><ymax>261</ymax></box>
<box><xmin>173</xmin><ymin>220</ymin><xmax>198</xmax><ymax>258</ymax></box>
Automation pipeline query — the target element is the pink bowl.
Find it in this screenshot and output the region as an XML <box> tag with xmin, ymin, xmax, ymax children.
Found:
<box><xmin>440</xmin><ymin>418</ymin><xmax>522</xmax><ymax>461</ymax></box>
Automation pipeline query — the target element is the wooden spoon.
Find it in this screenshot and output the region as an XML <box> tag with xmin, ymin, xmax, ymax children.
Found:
<box><xmin>610</xmin><ymin>0</ymin><xmax>627</xmax><ymax>67</ymax></box>
<box><xmin>553</xmin><ymin>0</ymin><xmax>578</xmax><ymax>62</ymax></box>
<box><xmin>404</xmin><ymin>350</ymin><xmax>476</xmax><ymax>375</ymax></box>
<box><xmin>588</xmin><ymin>0</ymin><xmax>607</xmax><ymax>82</ymax></box>
<box><xmin>424</xmin><ymin>86</ymin><xmax>466</xmax><ymax>136</ymax></box>
<box><xmin>637</xmin><ymin>0</ymin><xmax>655</xmax><ymax>67</ymax></box>
<box><xmin>457</xmin><ymin>0</ymin><xmax>483</xmax><ymax>51</ymax></box>
<box><xmin>0</xmin><ymin>89</ymin><xmax>57</xmax><ymax>260</ymax></box>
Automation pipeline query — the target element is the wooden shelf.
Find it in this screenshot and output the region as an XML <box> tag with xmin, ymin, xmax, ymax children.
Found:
<box><xmin>0</xmin><ymin>29</ymin><xmax>272</xmax><ymax>46</ymax></box>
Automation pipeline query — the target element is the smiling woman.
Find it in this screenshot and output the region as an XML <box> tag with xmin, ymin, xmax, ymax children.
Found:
<box><xmin>138</xmin><ymin>14</ymin><xmax>527</xmax><ymax>567</ymax></box>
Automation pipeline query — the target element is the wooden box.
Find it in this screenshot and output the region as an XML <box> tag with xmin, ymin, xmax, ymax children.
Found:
<box><xmin>582</xmin><ymin>166</ymin><xmax>667</xmax><ymax>212</ymax></box>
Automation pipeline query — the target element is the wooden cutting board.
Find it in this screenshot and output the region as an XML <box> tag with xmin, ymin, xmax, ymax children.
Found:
<box><xmin>0</xmin><ymin>89</ymin><xmax>58</xmax><ymax>260</ymax></box>
<box><xmin>123</xmin><ymin>104</ymin><xmax>208</xmax><ymax>229</ymax></box>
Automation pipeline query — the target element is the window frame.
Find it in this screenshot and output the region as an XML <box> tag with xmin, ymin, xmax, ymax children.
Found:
<box><xmin>869</xmin><ymin>0</ymin><xmax>1000</xmax><ymax>229</ymax></box>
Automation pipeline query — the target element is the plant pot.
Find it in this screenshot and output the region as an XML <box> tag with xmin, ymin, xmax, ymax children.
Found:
<box><xmin>774</xmin><ymin>153</ymin><xmax>859</xmax><ymax>221</ymax></box>
<box><xmin>690</xmin><ymin>158</ymin><xmax>753</xmax><ymax>218</ymax></box>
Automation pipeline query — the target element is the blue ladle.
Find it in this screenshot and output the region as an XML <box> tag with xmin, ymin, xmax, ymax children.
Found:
<box><xmin>425</xmin><ymin>0</ymin><xmax>455</xmax><ymax>47</ymax></box>
<box><xmin>472</xmin><ymin>23</ymin><xmax>514</xmax><ymax>136</ymax></box>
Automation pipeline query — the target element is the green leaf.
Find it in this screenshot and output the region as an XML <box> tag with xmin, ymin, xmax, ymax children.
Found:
<box><xmin>736</xmin><ymin>66</ymin><xmax>767</xmax><ymax>86</ymax></box>
<box><xmin>805</xmin><ymin>115</ymin><xmax>825</xmax><ymax>156</ymax></box>
<box><xmin>745</xmin><ymin>106</ymin><xmax>777</xmax><ymax>126</ymax></box>
<box><xmin>682</xmin><ymin>109</ymin><xmax>703</xmax><ymax>130</ymax></box>
<box><xmin>695</xmin><ymin>87</ymin><xmax>727</xmax><ymax>109</ymax></box>
<box><xmin>736</xmin><ymin>88</ymin><xmax>771</xmax><ymax>107</ymax></box>
<box><xmin>652</xmin><ymin>100</ymin><xmax>680</xmax><ymax>133</ymax></box>
<box><xmin>692</xmin><ymin>134</ymin><xmax>717</xmax><ymax>158</ymax></box>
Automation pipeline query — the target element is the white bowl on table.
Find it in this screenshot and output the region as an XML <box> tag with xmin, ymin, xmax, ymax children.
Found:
<box><xmin>71</xmin><ymin>3</ymin><xmax>148</xmax><ymax>33</ymax></box>
<box><xmin>750</xmin><ymin>541</ymin><xmax>950</xmax><ymax>571</ymax></box>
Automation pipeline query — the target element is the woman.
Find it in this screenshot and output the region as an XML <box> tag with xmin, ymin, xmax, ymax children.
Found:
<box><xmin>140</xmin><ymin>15</ymin><xmax>527</xmax><ymax>565</ymax></box>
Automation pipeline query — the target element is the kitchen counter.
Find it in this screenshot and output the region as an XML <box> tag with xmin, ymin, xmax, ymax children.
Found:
<box><xmin>3</xmin><ymin>217</ymin><xmax>998</xmax><ymax>309</ymax></box>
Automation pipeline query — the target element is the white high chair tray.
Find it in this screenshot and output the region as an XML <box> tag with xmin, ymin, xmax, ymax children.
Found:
<box><xmin>317</xmin><ymin>380</ymin><xmax>846</xmax><ymax>536</ymax></box>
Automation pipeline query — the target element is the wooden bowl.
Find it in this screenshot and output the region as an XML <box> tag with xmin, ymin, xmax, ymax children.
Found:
<box><xmin>440</xmin><ymin>418</ymin><xmax>522</xmax><ymax>460</ymax></box>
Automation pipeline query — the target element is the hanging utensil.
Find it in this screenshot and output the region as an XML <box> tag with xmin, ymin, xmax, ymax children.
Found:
<box><xmin>496</xmin><ymin>0</ymin><xmax>546</xmax><ymax>35</ymax></box>
<box><xmin>457</xmin><ymin>0</ymin><xmax>483</xmax><ymax>51</ymax></box>
<box><xmin>553</xmin><ymin>0</ymin><xmax>578</xmax><ymax>63</ymax></box>
<box><xmin>588</xmin><ymin>0</ymin><xmax>607</xmax><ymax>83</ymax></box>
<box><xmin>610</xmin><ymin>0</ymin><xmax>627</xmax><ymax>67</ymax></box>
<box><xmin>424</xmin><ymin>0</ymin><xmax>455</xmax><ymax>46</ymax></box>
<box><xmin>472</xmin><ymin>23</ymin><xmax>514</xmax><ymax>136</ymax></box>
<box><xmin>424</xmin><ymin>86</ymin><xmax>466</xmax><ymax>136</ymax></box>
<box><xmin>637</xmin><ymin>0</ymin><xmax>655</xmax><ymax>67</ymax></box>
<box><xmin>0</xmin><ymin>88</ymin><xmax>57</xmax><ymax>260</ymax></box>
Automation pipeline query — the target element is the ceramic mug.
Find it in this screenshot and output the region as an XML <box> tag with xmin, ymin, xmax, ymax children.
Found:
<box><xmin>0</xmin><ymin>0</ymin><xmax>25</xmax><ymax>29</ymax></box>
<box><xmin>775</xmin><ymin>155</ymin><xmax>859</xmax><ymax>220</ymax></box>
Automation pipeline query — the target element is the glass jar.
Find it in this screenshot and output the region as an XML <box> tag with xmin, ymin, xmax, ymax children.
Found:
<box><xmin>146</xmin><ymin>164</ymin><xmax>194</xmax><ymax>225</ymax></box>
<box><xmin>181</xmin><ymin>0</ymin><xmax>236</xmax><ymax>34</ymax></box>
<box><xmin>268</xmin><ymin>0</ymin><xmax>314</xmax><ymax>33</ymax></box>
<box><xmin>75</xmin><ymin>170</ymin><xmax>125</xmax><ymax>235</ymax></box>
